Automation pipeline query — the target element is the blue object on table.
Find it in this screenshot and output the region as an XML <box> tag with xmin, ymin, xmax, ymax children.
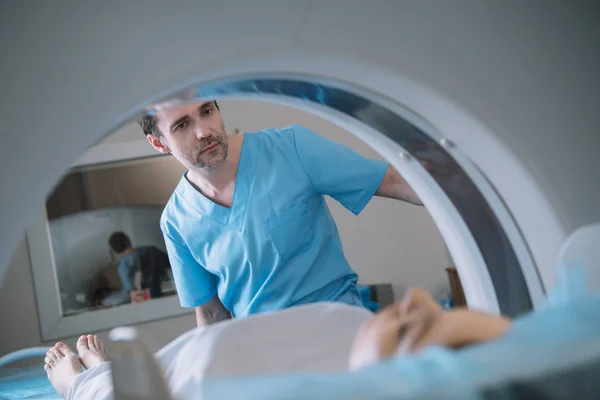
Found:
<box><xmin>0</xmin><ymin>364</ymin><xmax>60</xmax><ymax>399</ymax></box>
<box><xmin>438</xmin><ymin>293</ymin><xmax>454</xmax><ymax>310</ymax></box>
<box><xmin>0</xmin><ymin>347</ymin><xmax>60</xmax><ymax>399</ymax></box>
<box><xmin>357</xmin><ymin>284</ymin><xmax>380</xmax><ymax>312</ymax></box>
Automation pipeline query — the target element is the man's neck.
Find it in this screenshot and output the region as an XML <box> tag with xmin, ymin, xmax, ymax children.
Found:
<box><xmin>186</xmin><ymin>134</ymin><xmax>243</xmax><ymax>207</ymax></box>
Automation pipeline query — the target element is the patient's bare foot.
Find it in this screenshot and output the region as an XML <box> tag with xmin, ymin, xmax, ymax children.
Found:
<box><xmin>76</xmin><ymin>334</ymin><xmax>109</xmax><ymax>369</ymax></box>
<box><xmin>44</xmin><ymin>342</ymin><xmax>83</xmax><ymax>397</ymax></box>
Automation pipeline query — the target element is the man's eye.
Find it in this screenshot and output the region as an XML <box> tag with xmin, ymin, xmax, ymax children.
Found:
<box><xmin>175</xmin><ymin>121</ymin><xmax>187</xmax><ymax>131</ymax></box>
<box><xmin>202</xmin><ymin>108</ymin><xmax>213</xmax><ymax>116</ymax></box>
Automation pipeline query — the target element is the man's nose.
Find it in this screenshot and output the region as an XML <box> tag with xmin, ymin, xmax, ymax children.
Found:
<box><xmin>194</xmin><ymin>124</ymin><xmax>212</xmax><ymax>139</ymax></box>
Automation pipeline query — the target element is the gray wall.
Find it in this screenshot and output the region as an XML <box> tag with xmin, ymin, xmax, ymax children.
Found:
<box><xmin>0</xmin><ymin>100</ymin><xmax>450</xmax><ymax>357</ymax></box>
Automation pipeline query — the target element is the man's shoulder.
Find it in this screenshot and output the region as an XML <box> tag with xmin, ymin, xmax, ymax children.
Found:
<box><xmin>249</xmin><ymin>124</ymin><xmax>310</xmax><ymax>152</ymax></box>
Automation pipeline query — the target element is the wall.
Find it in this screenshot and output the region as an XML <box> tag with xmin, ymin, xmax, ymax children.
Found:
<box><xmin>46</xmin><ymin>173</ymin><xmax>87</xmax><ymax>221</ymax></box>
<box><xmin>84</xmin><ymin>157</ymin><xmax>186</xmax><ymax>210</ymax></box>
<box><xmin>48</xmin><ymin>156</ymin><xmax>186</xmax><ymax>219</ymax></box>
<box><xmin>0</xmin><ymin>100</ymin><xmax>451</xmax><ymax>357</ymax></box>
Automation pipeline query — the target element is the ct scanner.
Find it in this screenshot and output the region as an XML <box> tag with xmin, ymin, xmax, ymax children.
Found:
<box><xmin>0</xmin><ymin>0</ymin><xmax>598</xmax><ymax>396</ymax></box>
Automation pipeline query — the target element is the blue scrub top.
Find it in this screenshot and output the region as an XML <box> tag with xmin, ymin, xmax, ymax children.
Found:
<box><xmin>161</xmin><ymin>124</ymin><xmax>388</xmax><ymax>317</ymax></box>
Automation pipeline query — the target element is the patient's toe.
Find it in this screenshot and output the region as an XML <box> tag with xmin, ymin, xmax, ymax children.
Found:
<box><xmin>93</xmin><ymin>335</ymin><xmax>101</xmax><ymax>351</ymax></box>
<box><xmin>77</xmin><ymin>333</ymin><xmax>109</xmax><ymax>369</ymax></box>
<box><xmin>87</xmin><ymin>335</ymin><xmax>96</xmax><ymax>351</ymax></box>
<box><xmin>55</xmin><ymin>342</ymin><xmax>74</xmax><ymax>356</ymax></box>
<box><xmin>76</xmin><ymin>335</ymin><xmax>89</xmax><ymax>351</ymax></box>
<box><xmin>49</xmin><ymin>347</ymin><xmax>62</xmax><ymax>361</ymax></box>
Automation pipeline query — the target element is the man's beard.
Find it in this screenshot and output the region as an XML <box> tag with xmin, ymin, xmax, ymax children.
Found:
<box><xmin>190</xmin><ymin>134</ymin><xmax>228</xmax><ymax>169</ymax></box>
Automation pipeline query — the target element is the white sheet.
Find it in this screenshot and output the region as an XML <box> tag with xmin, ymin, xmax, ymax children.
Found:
<box><xmin>67</xmin><ymin>303</ymin><xmax>372</xmax><ymax>399</ymax></box>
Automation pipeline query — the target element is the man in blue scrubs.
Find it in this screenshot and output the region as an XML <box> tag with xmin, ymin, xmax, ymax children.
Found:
<box><xmin>139</xmin><ymin>100</ymin><xmax>422</xmax><ymax>326</ymax></box>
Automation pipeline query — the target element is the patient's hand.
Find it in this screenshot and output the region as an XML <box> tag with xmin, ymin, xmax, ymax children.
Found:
<box><xmin>397</xmin><ymin>289</ymin><xmax>511</xmax><ymax>353</ymax></box>
<box><xmin>395</xmin><ymin>288</ymin><xmax>446</xmax><ymax>354</ymax></box>
<box><xmin>348</xmin><ymin>287</ymin><xmax>512</xmax><ymax>370</ymax></box>
<box><xmin>349</xmin><ymin>288</ymin><xmax>444</xmax><ymax>369</ymax></box>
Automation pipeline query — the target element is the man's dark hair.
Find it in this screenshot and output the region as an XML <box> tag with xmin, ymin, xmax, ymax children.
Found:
<box><xmin>138</xmin><ymin>100</ymin><xmax>220</xmax><ymax>137</ymax></box>
<box><xmin>109</xmin><ymin>231</ymin><xmax>132</xmax><ymax>254</ymax></box>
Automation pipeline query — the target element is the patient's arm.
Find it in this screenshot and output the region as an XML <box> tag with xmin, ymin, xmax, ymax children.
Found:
<box><xmin>408</xmin><ymin>308</ymin><xmax>511</xmax><ymax>353</ymax></box>
<box><xmin>195</xmin><ymin>296</ymin><xmax>231</xmax><ymax>327</ymax></box>
<box><xmin>438</xmin><ymin>309</ymin><xmax>511</xmax><ymax>348</ymax></box>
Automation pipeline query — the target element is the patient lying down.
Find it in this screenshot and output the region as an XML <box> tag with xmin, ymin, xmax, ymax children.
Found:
<box><xmin>43</xmin><ymin>288</ymin><xmax>511</xmax><ymax>399</ymax></box>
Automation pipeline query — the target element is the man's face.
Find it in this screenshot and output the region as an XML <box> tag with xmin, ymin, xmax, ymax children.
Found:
<box><xmin>153</xmin><ymin>101</ymin><xmax>228</xmax><ymax>169</ymax></box>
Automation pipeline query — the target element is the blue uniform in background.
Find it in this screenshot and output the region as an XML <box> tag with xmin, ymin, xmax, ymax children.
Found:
<box><xmin>117</xmin><ymin>245</ymin><xmax>171</xmax><ymax>298</ymax></box>
<box><xmin>161</xmin><ymin>124</ymin><xmax>388</xmax><ymax>317</ymax></box>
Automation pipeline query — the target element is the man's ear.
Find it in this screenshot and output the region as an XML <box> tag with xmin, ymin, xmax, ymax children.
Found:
<box><xmin>147</xmin><ymin>134</ymin><xmax>170</xmax><ymax>154</ymax></box>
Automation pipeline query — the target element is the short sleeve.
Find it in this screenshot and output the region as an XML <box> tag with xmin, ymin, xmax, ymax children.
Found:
<box><xmin>163</xmin><ymin>232</ymin><xmax>218</xmax><ymax>308</ymax></box>
<box><xmin>292</xmin><ymin>124</ymin><xmax>388</xmax><ymax>215</ymax></box>
<box><xmin>117</xmin><ymin>257</ymin><xmax>135</xmax><ymax>292</ymax></box>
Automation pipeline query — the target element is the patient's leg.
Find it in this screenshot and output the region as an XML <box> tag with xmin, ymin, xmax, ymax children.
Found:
<box><xmin>44</xmin><ymin>342</ymin><xmax>83</xmax><ymax>398</ymax></box>
<box><xmin>77</xmin><ymin>334</ymin><xmax>109</xmax><ymax>369</ymax></box>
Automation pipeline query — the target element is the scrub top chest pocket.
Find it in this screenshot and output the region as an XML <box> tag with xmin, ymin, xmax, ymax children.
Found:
<box><xmin>267</xmin><ymin>199</ymin><xmax>312</xmax><ymax>261</ymax></box>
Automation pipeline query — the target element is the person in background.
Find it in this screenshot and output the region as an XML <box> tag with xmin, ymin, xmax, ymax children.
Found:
<box><xmin>108</xmin><ymin>231</ymin><xmax>171</xmax><ymax>300</ymax></box>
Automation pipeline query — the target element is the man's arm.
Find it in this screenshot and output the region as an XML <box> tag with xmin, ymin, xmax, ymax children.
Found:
<box><xmin>375</xmin><ymin>166</ymin><xmax>423</xmax><ymax>206</ymax></box>
<box><xmin>195</xmin><ymin>295</ymin><xmax>231</xmax><ymax>327</ymax></box>
<box><xmin>117</xmin><ymin>258</ymin><xmax>136</xmax><ymax>292</ymax></box>
<box><xmin>292</xmin><ymin>125</ymin><xmax>421</xmax><ymax>213</ymax></box>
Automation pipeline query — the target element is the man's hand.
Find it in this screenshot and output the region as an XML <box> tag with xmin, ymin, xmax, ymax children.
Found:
<box><xmin>195</xmin><ymin>296</ymin><xmax>231</xmax><ymax>327</ymax></box>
